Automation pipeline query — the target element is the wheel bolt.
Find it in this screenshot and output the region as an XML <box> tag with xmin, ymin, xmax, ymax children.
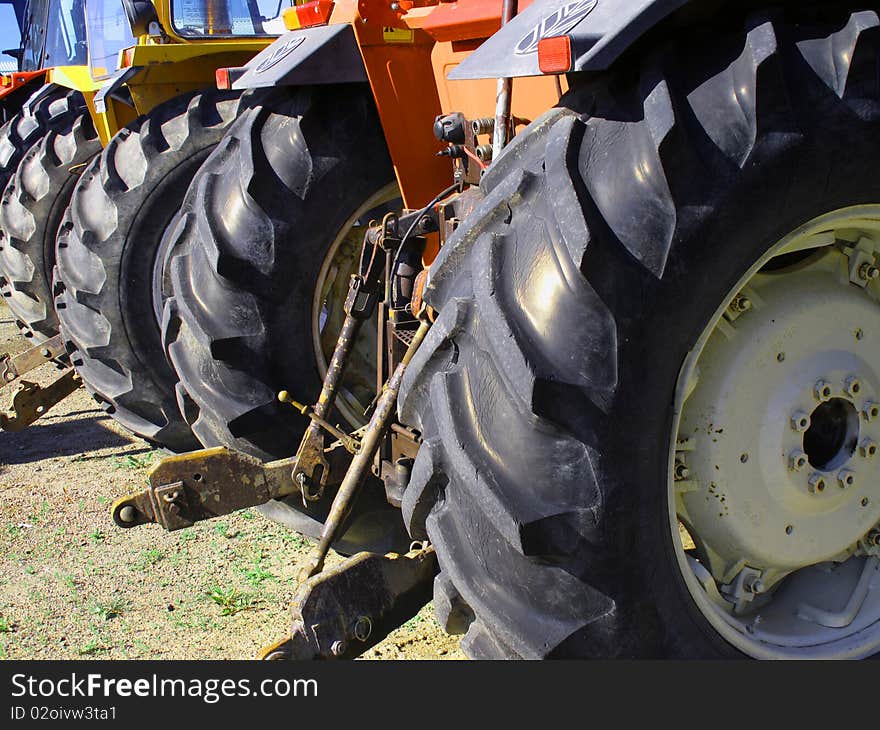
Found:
<box><xmin>808</xmin><ymin>473</ymin><xmax>827</xmax><ymax>493</ymax></box>
<box><xmin>845</xmin><ymin>377</ymin><xmax>862</xmax><ymax>398</ymax></box>
<box><xmin>789</xmin><ymin>450</ymin><xmax>808</xmax><ymax>472</ymax></box>
<box><xmin>731</xmin><ymin>294</ymin><xmax>752</xmax><ymax>313</ymax></box>
<box><xmin>791</xmin><ymin>411</ymin><xmax>811</xmax><ymax>432</ymax></box>
<box><xmin>837</xmin><ymin>469</ymin><xmax>856</xmax><ymax>489</ymax></box>
<box><xmin>814</xmin><ymin>380</ymin><xmax>833</xmax><ymax>401</ymax></box>
<box><xmin>860</xmin><ymin>439</ymin><xmax>878</xmax><ymax>459</ymax></box>
<box><xmin>859</xmin><ymin>262</ymin><xmax>880</xmax><ymax>281</ymax></box>
<box><xmin>674</xmin><ymin>461</ymin><xmax>690</xmax><ymax>481</ymax></box>
<box><xmin>746</xmin><ymin>578</ymin><xmax>765</xmax><ymax>594</ymax></box>
<box><xmin>863</xmin><ymin>402</ymin><xmax>880</xmax><ymax>421</ymax></box>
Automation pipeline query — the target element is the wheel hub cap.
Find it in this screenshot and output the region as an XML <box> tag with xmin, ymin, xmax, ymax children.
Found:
<box><xmin>671</xmin><ymin>207</ymin><xmax>880</xmax><ymax>657</ymax></box>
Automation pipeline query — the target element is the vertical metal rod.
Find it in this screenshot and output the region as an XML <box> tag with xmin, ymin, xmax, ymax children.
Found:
<box><xmin>492</xmin><ymin>0</ymin><xmax>519</xmax><ymax>158</ymax></box>
<box><xmin>309</xmin><ymin>312</ymin><xmax>361</xmax><ymax>430</ymax></box>
<box><xmin>299</xmin><ymin>321</ymin><xmax>431</xmax><ymax>581</ymax></box>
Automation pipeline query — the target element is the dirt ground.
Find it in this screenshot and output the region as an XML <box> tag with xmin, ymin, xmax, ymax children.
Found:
<box><xmin>0</xmin><ymin>304</ymin><xmax>463</xmax><ymax>660</ymax></box>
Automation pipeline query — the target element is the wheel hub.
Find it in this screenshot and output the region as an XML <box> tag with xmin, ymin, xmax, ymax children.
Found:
<box><xmin>671</xmin><ymin>207</ymin><xmax>880</xmax><ymax>657</ymax></box>
<box><xmin>678</xmin><ymin>248</ymin><xmax>880</xmax><ymax>577</ymax></box>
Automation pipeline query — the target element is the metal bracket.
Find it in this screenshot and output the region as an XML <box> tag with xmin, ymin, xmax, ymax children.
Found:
<box><xmin>111</xmin><ymin>446</ymin><xmax>303</xmax><ymax>531</ymax></box>
<box><xmin>259</xmin><ymin>546</ymin><xmax>438</xmax><ymax>660</ymax></box>
<box><xmin>0</xmin><ymin>334</ymin><xmax>66</xmax><ymax>386</ymax></box>
<box><xmin>0</xmin><ymin>368</ymin><xmax>80</xmax><ymax>431</ymax></box>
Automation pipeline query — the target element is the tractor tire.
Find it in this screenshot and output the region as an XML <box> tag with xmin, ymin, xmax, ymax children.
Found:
<box><xmin>54</xmin><ymin>91</ymin><xmax>247</xmax><ymax>452</ymax></box>
<box><xmin>164</xmin><ymin>85</ymin><xmax>397</xmax><ymax>462</ymax></box>
<box><xmin>0</xmin><ymin>98</ymin><xmax>99</xmax><ymax>343</ymax></box>
<box><xmin>399</xmin><ymin>7</ymin><xmax>880</xmax><ymax>658</ymax></box>
<box><xmin>163</xmin><ymin>85</ymin><xmax>409</xmax><ymax>552</ymax></box>
<box><xmin>0</xmin><ymin>85</ymin><xmax>81</xmax><ymax>206</ymax></box>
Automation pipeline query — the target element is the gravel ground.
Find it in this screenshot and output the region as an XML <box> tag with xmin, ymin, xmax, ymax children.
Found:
<box><xmin>0</xmin><ymin>304</ymin><xmax>463</xmax><ymax>660</ymax></box>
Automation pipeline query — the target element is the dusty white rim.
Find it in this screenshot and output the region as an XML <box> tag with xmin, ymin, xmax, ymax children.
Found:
<box><xmin>670</xmin><ymin>206</ymin><xmax>880</xmax><ymax>658</ymax></box>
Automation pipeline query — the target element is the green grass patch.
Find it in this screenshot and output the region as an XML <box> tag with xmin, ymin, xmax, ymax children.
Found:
<box><xmin>133</xmin><ymin>548</ymin><xmax>164</xmax><ymax>571</ymax></box>
<box><xmin>89</xmin><ymin>598</ymin><xmax>127</xmax><ymax>621</ymax></box>
<box><xmin>207</xmin><ymin>586</ymin><xmax>256</xmax><ymax>616</ymax></box>
<box><xmin>112</xmin><ymin>453</ymin><xmax>157</xmax><ymax>471</ymax></box>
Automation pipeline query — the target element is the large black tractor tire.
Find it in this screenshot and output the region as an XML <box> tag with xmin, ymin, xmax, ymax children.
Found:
<box><xmin>54</xmin><ymin>91</ymin><xmax>248</xmax><ymax>452</ymax></box>
<box><xmin>164</xmin><ymin>85</ymin><xmax>409</xmax><ymax>552</ymax></box>
<box><xmin>0</xmin><ymin>86</ymin><xmax>83</xmax><ymax>205</ymax></box>
<box><xmin>0</xmin><ymin>96</ymin><xmax>100</xmax><ymax>343</ymax></box>
<box><xmin>398</xmin><ymin>8</ymin><xmax>880</xmax><ymax>658</ymax></box>
<box><xmin>164</xmin><ymin>85</ymin><xmax>396</xmax><ymax>461</ymax></box>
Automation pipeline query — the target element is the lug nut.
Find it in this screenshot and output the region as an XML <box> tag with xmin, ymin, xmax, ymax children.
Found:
<box><xmin>837</xmin><ymin>469</ymin><xmax>856</xmax><ymax>489</ymax></box>
<box><xmin>860</xmin><ymin>439</ymin><xmax>878</xmax><ymax>459</ymax></box>
<box><xmin>845</xmin><ymin>377</ymin><xmax>862</xmax><ymax>398</ymax></box>
<box><xmin>731</xmin><ymin>294</ymin><xmax>752</xmax><ymax>313</ymax></box>
<box><xmin>746</xmin><ymin>578</ymin><xmax>765</xmax><ymax>594</ymax></box>
<box><xmin>330</xmin><ymin>640</ymin><xmax>347</xmax><ymax>656</ymax></box>
<box><xmin>789</xmin><ymin>450</ymin><xmax>808</xmax><ymax>472</ymax></box>
<box><xmin>859</xmin><ymin>262</ymin><xmax>880</xmax><ymax>281</ymax></box>
<box><xmin>674</xmin><ymin>461</ymin><xmax>690</xmax><ymax>481</ymax></box>
<box><xmin>863</xmin><ymin>402</ymin><xmax>880</xmax><ymax>421</ymax></box>
<box><xmin>814</xmin><ymin>380</ymin><xmax>833</xmax><ymax>401</ymax></box>
<box><xmin>808</xmin><ymin>473</ymin><xmax>827</xmax><ymax>493</ymax></box>
<box><xmin>791</xmin><ymin>411</ymin><xmax>811</xmax><ymax>432</ymax></box>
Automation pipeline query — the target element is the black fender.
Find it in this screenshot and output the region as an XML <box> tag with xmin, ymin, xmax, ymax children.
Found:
<box><xmin>227</xmin><ymin>23</ymin><xmax>367</xmax><ymax>90</ymax></box>
<box><xmin>448</xmin><ymin>0</ymin><xmax>689</xmax><ymax>79</ymax></box>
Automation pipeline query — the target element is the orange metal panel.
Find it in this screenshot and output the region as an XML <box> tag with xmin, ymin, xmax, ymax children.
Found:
<box><xmin>353</xmin><ymin>20</ymin><xmax>452</xmax><ymax>208</ymax></box>
<box><xmin>409</xmin><ymin>0</ymin><xmax>535</xmax><ymax>42</ymax></box>
<box><xmin>431</xmin><ymin>41</ymin><xmax>564</xmax><ymax>124</ymax></box>
<box><xmin>0</xmin><ymin>69</ymin><xmax>49</xmax><ymax>100</ymax></box>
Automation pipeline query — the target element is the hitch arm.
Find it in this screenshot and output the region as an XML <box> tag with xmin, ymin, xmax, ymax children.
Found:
<box><xmin>111</xmin><ymin>447</ymin><xmax>302</xmax><ymax>531</ymax></box>
<box><xmin>0</xmin><ymin>369</ymin><xmax>80</xmax><ymax>432</ymax></box>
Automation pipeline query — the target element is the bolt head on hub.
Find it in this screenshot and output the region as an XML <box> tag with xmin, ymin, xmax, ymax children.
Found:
<box><xmin>814</xmin><ymin>380</ymin><xmax>833</xmax><ymax>401</ymax></box>
<box><xmin>845</xmin><ymin>377</ymin><xmax>863</xmax><ymax>398</ymax></box>
<box><xmin>808</xmin><ymin>473</ymin><xmax>827</xmax><ymax>493</ymax></box>
<box><xmin>837</xmin><ymin>469</ymin><xmax>856</xmax><ymax>489</ymax></box>
<box><xmin>863</xmin><ymin>402</ymin><xmax>880</xmax><ymax>421</ymax></box>
<box><xmin>791</xmin><ymin>411</ymin><xmax>811</xmax><ymax>432</ymax></box>
<box><xmin>860</xmin><ymin>439</ymin><xmax>878</xmax><ymax>459</ymax></box>
<box><xmin>789</xmin><ymin>450</ymin><xmax>808</xmax><ymax>471</ymax></box>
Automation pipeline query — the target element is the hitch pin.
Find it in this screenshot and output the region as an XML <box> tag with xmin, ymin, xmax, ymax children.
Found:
<box><xmin>278</xmin><ymin>391</ymin><xmax>361</xmax><ymax>455</ymax></box>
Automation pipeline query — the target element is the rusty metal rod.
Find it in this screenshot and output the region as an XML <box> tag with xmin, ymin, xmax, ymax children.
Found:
<box><xmin>295</xmin><ymin>309</ymin><xmax>363</xmax><ymax>459</ymax></box>
<box><xmin>299</xmin><ymin>320</ymin><xmax>431</xmax><ymax>581</ymax></box>
<box><xmin>492</xmin><ymin>0</ymin><xmax>519</xmax><ymax>158</ymax></box>
<box><xmin>278</xmin><ymin>391</ymin><xmax>360</xmax><ymax>454</ymax></box>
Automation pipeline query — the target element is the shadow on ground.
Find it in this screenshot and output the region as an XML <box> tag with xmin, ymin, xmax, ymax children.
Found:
<box><xmin>0</xmin><ymin>411</ymin><xmax>132</xmax><ymax>465</ymax></box>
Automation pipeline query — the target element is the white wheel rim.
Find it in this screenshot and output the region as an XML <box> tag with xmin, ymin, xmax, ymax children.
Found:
<box><xmin>670</xmin><ymin>206</ymin><xmax>880</xmax><ymax>658</ymax></box>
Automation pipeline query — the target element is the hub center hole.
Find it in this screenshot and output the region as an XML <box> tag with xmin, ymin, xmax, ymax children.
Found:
<box><xmin>803</xmin><ymin>398</ymin><xmax>860</xmax><ymax>471</ymax></box>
